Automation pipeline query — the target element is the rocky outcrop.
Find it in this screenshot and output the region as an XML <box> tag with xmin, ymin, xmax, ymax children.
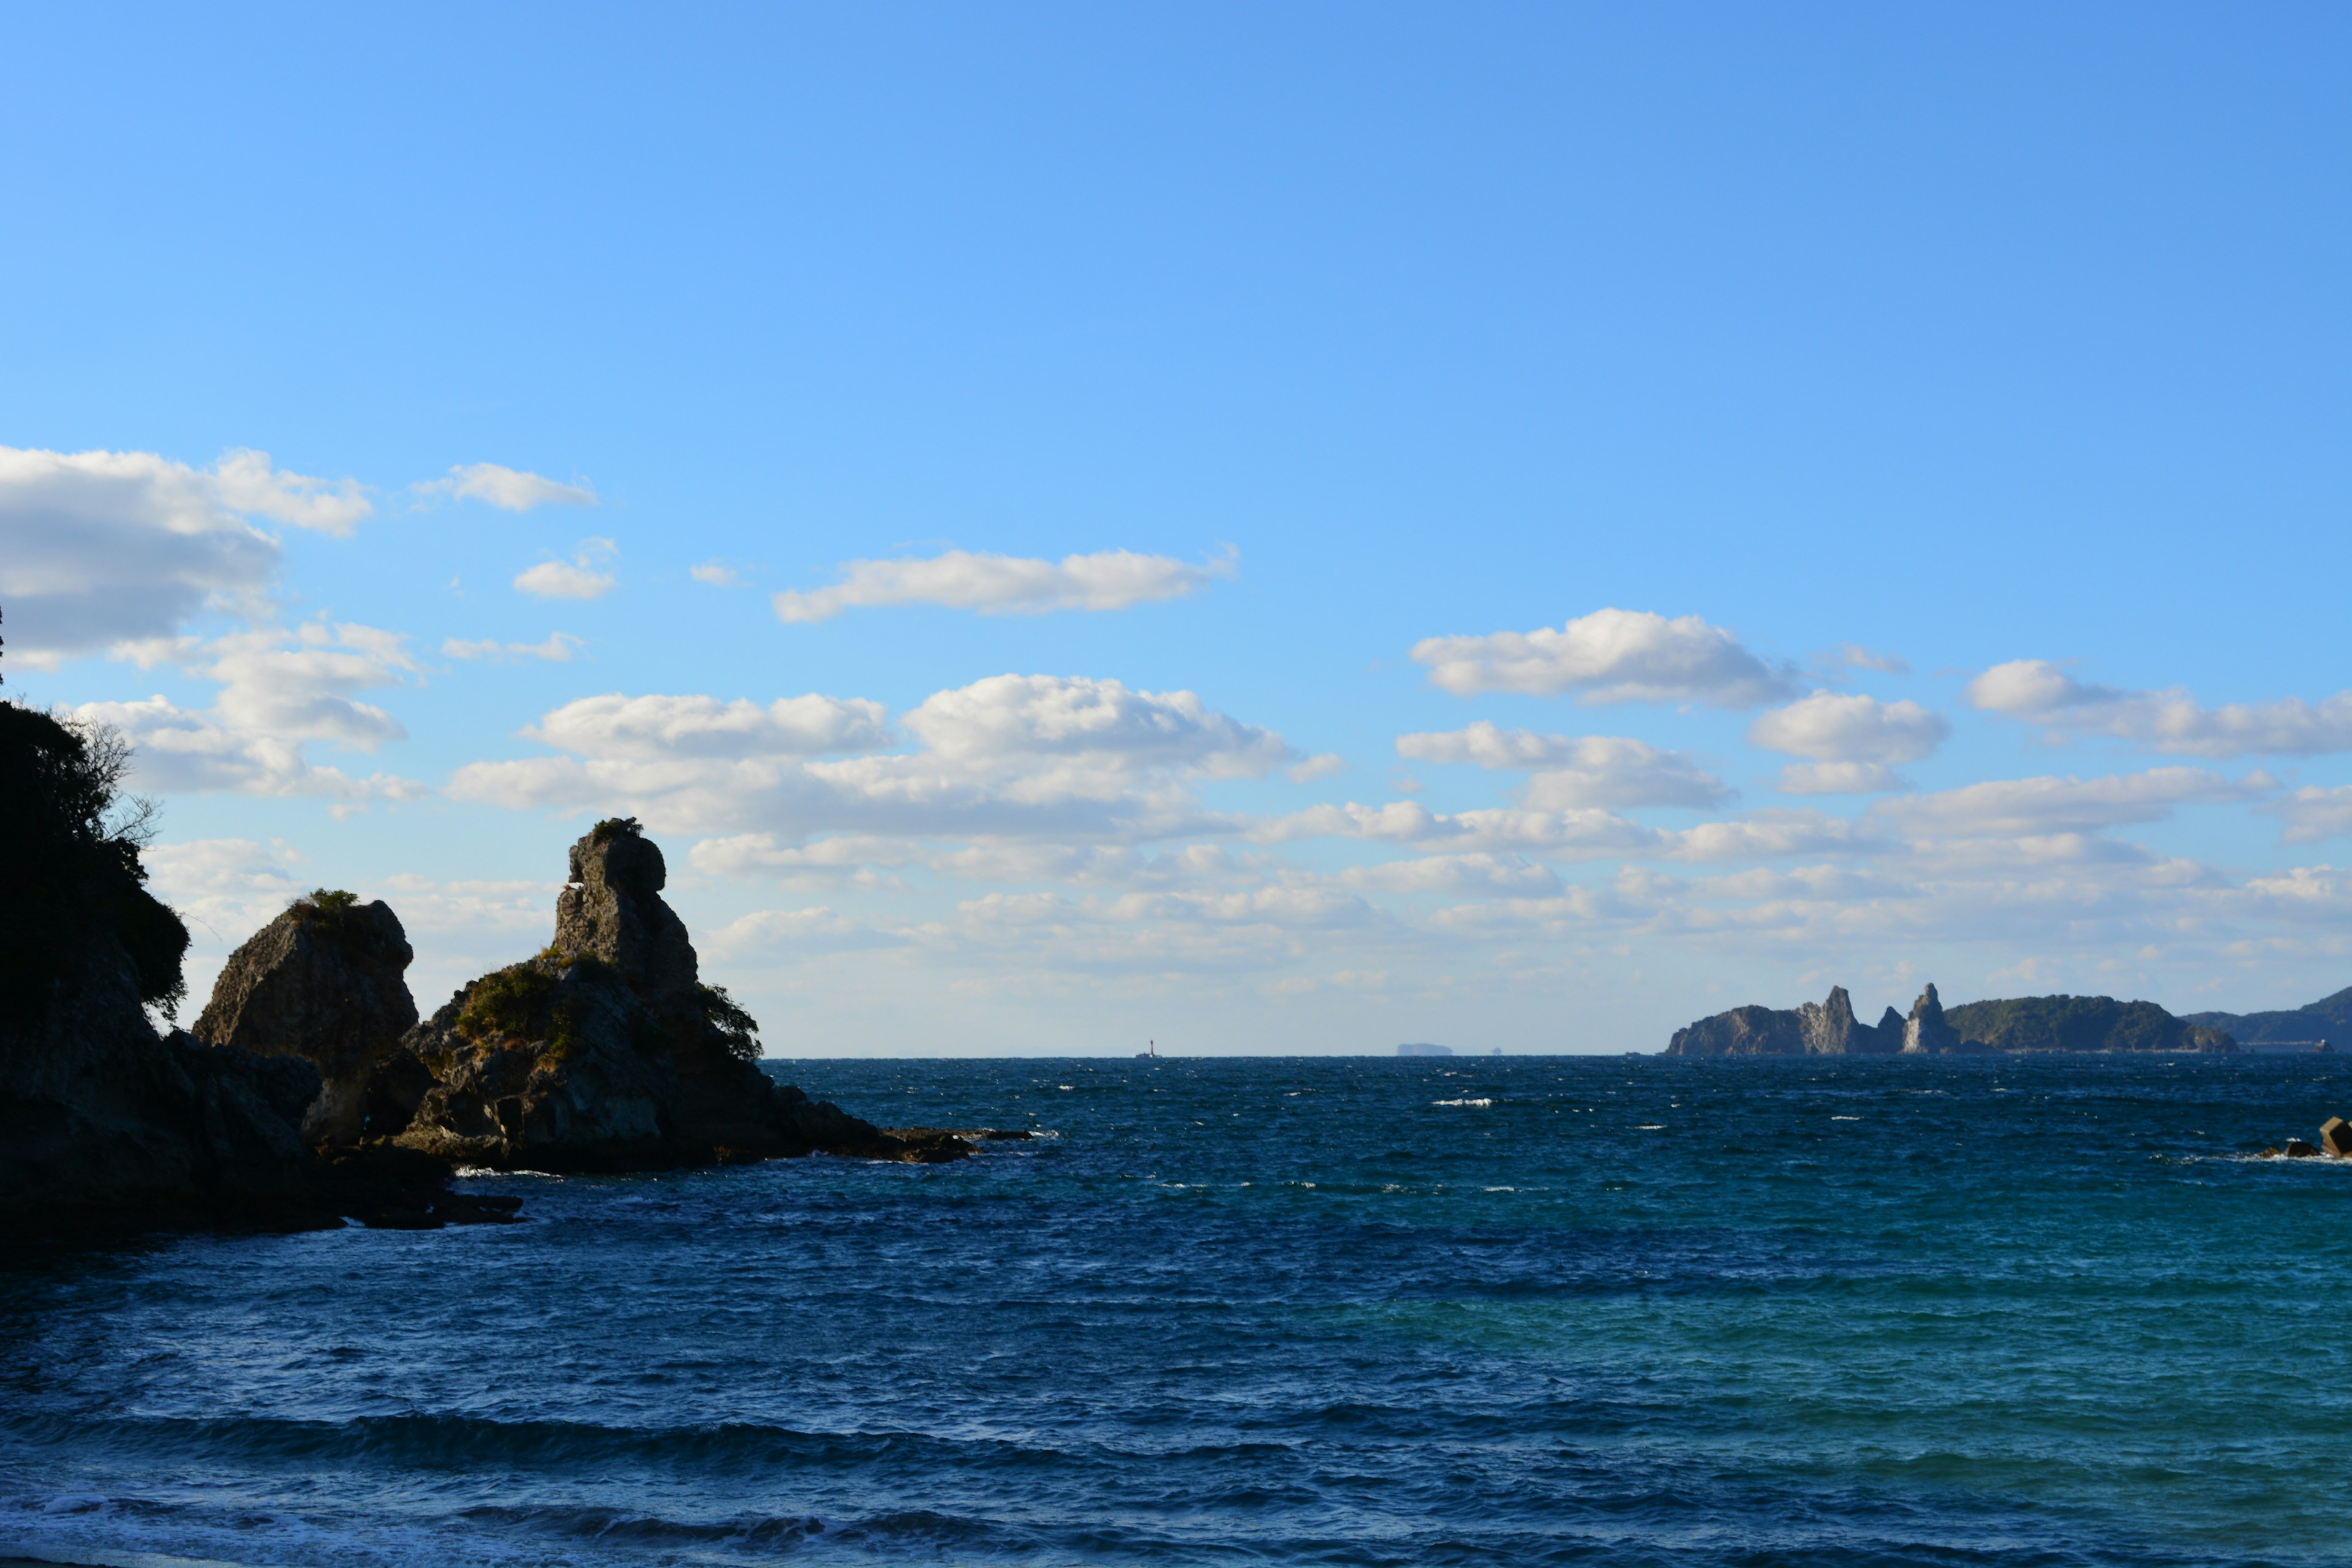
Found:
<box><xmin>0</xmin><ymin>701</ymin><xmax>508</xmax><ymax>1238</ymax></box>
<box><xmin>1899</xmin><ymin>983</ymin><xmax>1963</xmax><ymax>1054</ymax></box>
<box><xmin>1666</xmin><ymin>986</ymin><xmax>1901</xmax><ymax>1055</ymax></box>
<box><xmin>388</xmin><ymin>818</ymin><xmax>962</xmax><ymax>1170</ymax></box>
<box><xmin>194</xmin><ymin>894</ymin><xmax>419</xmax><ymax>1145</ymax></box>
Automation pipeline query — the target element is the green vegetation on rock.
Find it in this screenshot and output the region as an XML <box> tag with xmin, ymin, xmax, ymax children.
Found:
<box><xmin>1943</xmin><ymin>994</ymin><xmax>2234</xmax><ymax>1052</ymax></box>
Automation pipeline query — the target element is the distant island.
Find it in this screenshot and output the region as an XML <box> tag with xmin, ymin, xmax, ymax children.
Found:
<box><xmin>1397</xmin><ymin>1042</ymin><xmax>1453</xmax><ymax>1057</ymax></box>
<box><xmin>1664</xmin><ymin>981</ymin><xmax>2281</xmax><ymax>1055</ymax></box>
<box><xmin>2182</xmin><ymin>986</ymin><xmax>2352</xmax><ymax>1048</ymax></box>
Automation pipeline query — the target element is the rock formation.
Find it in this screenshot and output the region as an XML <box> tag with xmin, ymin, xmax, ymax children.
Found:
<box><xmin>1899</xmin><ymin>983</ymin><xmax>1962</xmax><ymax>1054</ymax></box>
<box><xmin>388</xmin><ymin>818</ymin><xmax>965</xmax><ymax>1170</ymax></box>
<box><xmin>1666</xmin><ymin>986</ymin><xmax>1901</xmax><ymax>1055</ymax></box>
<box><xmin>0</xmin><ymin>701</ymin><xmax>505</xmax><ymax>1238</ymax></box>
<box><xmin>194</xmin><ymin>893</ymin><xmax>419</xmax><ymax>1145</ymax></box>
<box><xmin>1667</xmin><ymin>981</ymin><xmax>2239</xmax><ymax>1055</ymax></box>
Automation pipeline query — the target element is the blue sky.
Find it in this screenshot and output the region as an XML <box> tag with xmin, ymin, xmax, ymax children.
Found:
<box><xmin>3</xmin><ymin>4</ymin><xmax>2346</xmax><ymax>1054</ymax></box>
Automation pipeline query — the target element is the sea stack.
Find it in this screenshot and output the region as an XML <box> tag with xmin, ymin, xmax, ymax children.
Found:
<box><xmin>389</xmin><ymin>818</ymin><xmax>959</xmax><ymax>1170</ymax></box>
<box><xmin>194</xmin><ymin>893</ymin><xmax>420</xmax><ymax>1146</ymax></box>
<box><xmin>1901</xmin><ymin>984</ymin><xmax>1961</xmax><ymax>1054</ymax></box>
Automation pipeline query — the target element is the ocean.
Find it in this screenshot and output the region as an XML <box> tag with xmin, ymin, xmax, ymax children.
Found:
<box><xmin>2</xmin><ymin>1054</ymin><xmax>2348</xmax><ymax>1567</ymax></box>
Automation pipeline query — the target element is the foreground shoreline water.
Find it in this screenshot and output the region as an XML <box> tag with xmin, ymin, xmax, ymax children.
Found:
<box><xmin>6</xmin><ymin>1053</ymin><xmax>2348</xmax><ymax>1568</ymax></box>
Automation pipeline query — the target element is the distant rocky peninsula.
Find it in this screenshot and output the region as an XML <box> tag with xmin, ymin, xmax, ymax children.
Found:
<box><xmin>1666</xmin><ymin>982</ymin><xmax>2246</xmax><ymax>1055</ymax></box>
<box><xmin>1</xmin><ymin>699</ymin><xmax>995</xmax><ymax>1242</ymax></box>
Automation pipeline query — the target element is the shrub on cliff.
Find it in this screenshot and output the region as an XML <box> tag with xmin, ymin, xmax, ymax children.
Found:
<box><xmin>0</xmin><ymin>701</ymin><xmax>189</xmax><ymax>1024</ymax></box>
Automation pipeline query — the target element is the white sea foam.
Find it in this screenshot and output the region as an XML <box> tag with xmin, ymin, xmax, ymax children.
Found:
<box><xmin>1431</xmin><ymin>1097</ymin><xmax>1491</xmax><ymax>1107</ymax></box>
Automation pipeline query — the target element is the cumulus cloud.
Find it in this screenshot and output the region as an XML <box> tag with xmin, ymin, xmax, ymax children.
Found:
<box><xmin>447</xmin><ymin>674</ymin><xmax>1283</xmax><ymax>845</ymax></box>
<box><xmin>904</xmin><ymin>675</ymin><xmax>1292</xmax><ymax>776</ymax></box>
<box><xmin>75</xmin><ymin>695</ymin><xmax>424</xmax><ymax>804</ymax></box>
<box><xmin>515</xmin><ymin>538</ymin><xmax>618</xmax><ymax>600</ymax></box>
<box><xmin>1395</xmin><ymin>723</ymin><xmax>1730</xmax><ymax>809</ymax></box>
<box><xmin>690</xmin><ymin>562</ymin><xmax>743</xmax><ymax>587</ymax></box>
<box><xmin>204</xmin><ymin>449</ymin><xmax>372</xmax><ymax>535</ymax></box>
<box><xmin>526</xmin><ymin>693</ymin><xmax>893</xmax><ymax>760</ymax></box>
<box><xmin>1749</xmin><ymin>693</ymin><xmax>1949</xmax><ymax>764</ymax></box>
<box><xmin>1773</xmin><ymin>761</ymin><xmax>1905</xmax><ymax>796</ymax></box>
<box><xmin>772</xmin><ymin>548</ymin><xmax>1235</xmax><ymax>624</ymax></box>
<box><xmin>1966</xmin><ymin>660</ymin><xmax>2352</xmax><ymax>758</ymax></box>
<box><xmin>418</xmin><ymin>462</ymin><xmax>595</xmax><ymax>511</ymax></box>
<box><xmin>1873</xmin><ymin>768</ymin><xmax>2264</xmax><ymax>839</ymax></box>
<box><xmin>1338</xmin><ymin>853</ymin><xmax>1562</xmax><ymax>896</ymax></box>
<box><xmin>443</xmin><ymin>632</ymin><xmax>582</xmax><ymax>663</ymax></box>
<box><xmin>1409</xmin><ymin>608</ymin><xmax>1795</xmax><ymax>706</ymax></box>
<box><xmin>141</xmin><ymin>838</ymin><xmax>309</xmax><ymax>944</ymax></box>
<box><xmin>0</xmin><ymin>445</ymin><xmax>375</xmax><ymax>662</ymax></box>
<box><xmin>2262</xmin><ymin>785</ymin><xmax>2352</xmax><ymax>845</ymax></box>
<box><xmin>69</xmin><ymin>620</ymin><xmax>428</xmax><ymax>806</ymax></box>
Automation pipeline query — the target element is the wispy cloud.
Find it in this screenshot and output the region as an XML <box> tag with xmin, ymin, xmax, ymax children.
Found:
<box><xmin>417</xmin><ymin>462</ymin><xmax>595</xmax><ymax>511</ymax></box>
<box><xmin>772</xmin><ymin>547</ymin><xmax>1235</xmax><ymax>623</ymax></box>
<box><xmin>514</xmin><ymin>537</ymin><xmax>618</xmax><ymax>600</ymax></box>
<box><xmin>1967</xmin><ymin>659</ymin><xmax>2352</xmax><ymax>758</ymax></box>
<box><xmin>443</xmin><ymin>632</ymin><xmax>582</xmax><ymax>663</ymax></box>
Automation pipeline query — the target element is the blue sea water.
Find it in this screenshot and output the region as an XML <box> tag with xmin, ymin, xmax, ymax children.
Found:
<box><xmin>3</xmin><ymin>1054</ymin><xmax>2350</xmax><ymax>1568</ymax></box>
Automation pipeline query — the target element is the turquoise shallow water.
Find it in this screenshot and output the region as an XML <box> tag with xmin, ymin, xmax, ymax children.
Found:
<box><xmin>2</xmin><ymin>1054</ymin><xmax>2349</xmax><ymax>1567</ymax></box>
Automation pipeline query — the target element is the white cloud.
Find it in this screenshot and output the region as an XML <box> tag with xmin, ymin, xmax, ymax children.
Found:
<box><xmin>143</xmin><ymin>838</ymin><xmax>309</xmax><ymax>945</ymax></box>
<box><xmin>1966</xmin><ymin>659</ymin><xmax>2352</xmax><ymax>758</ymax></box>
<box><xmin>1396</xmin><ymin>723</ymin><xmax>1730</xmax><ymax>809</ymax></box>
<box><xmin>68</xmin><ymin>620</ymin><xmax>428</xmax><ymax>805</ymax></box>
<box><xmin>710</xmin><ymin>907</ymin><xmax>903</xmax><ymax>957</ymax></box>
<box><xmin>1872</xmin><ymin>768</ymin><xmax>2264</xmax><ymax>839</ymax></box>
<box><xmin>2263</xmin><ymin>786</ymin><xmax>2352</xmax><ymax>844</ymax></box>
<box><xmin>1773</xmin><ymin>761</ymin><xmax>1905</xmax><ymax>796</ymax></box>
<box><xmin>1811</xmin><ymin>643</ymin><xmax>1910</xmax><ymax>677</ymax></box>
<box><xmin>446</xmin><ymin>674</ymin><xmax>1276</xmax><ymax>845</ymax></box>
<box><xmin>0</xmin><ymin>445</ymin><xmax>375</xmax><ymax>662</ymax></box>
<box><xmin>206</xmin><ymin>449</ymin><xmax>372</xmax><ymax>536</ymax></box>
<box><xmin>903</xmin><ymin>675</ymin><xmax>1292</xmax><ymax>776</ymax></box>
<box><xmin>418</xmin><ymin>462</ymin><xmax>595</xmax><ymax>511</ymax></box>
<box><xmin>514</xmin><ymin>538</ymin><xmax>618</xmax><ymax>600</ymax></box>
<box><xmin>526</xmin><ymin>692</ymin><xmax>892</xmax><ymax>760</ymax></box>
<box><xmin>772</xmin><ymin>548</ymin><xmax>1235</xmax><ymax>624</ymax></box>
<box><xmin>1749</xmin><ymin>692</ymin><xmax>1949</xmax><ymax>764</ymax></box>
<box><xmin>1409</xmin><ymin>608</ymin><xmax>1795</xmax><ymax>706</ymax></box>
<box><xmin>1288</xmin><ymin>753</ymin><xmax>1347</xmax><ymax>783</ymax></box>
<box><xmin>443</xmin><ymin>632</ymin><xmax>582</xmax><ymax>662</ymax></box>
<box><xmin>1338</xmin><ymin>853</ymin><xmax>1562</xmax><ymax>896</ymax></box>
<box><xmin>690</xmin><ymin>562</ymin><xmax>742</xmax><ymax>587</ymax></box>
<box><xmin>75</xmin><ymin>696</ymin><xmax>423</xmax><ymax>803</ymax></box>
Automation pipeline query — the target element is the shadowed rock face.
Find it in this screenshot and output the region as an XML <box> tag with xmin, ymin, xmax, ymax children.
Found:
<box><xmin>393</xmin><ymin>821</ymin><xmax>957</xmax><ymax>1170</ymax></box>
<box><xmin>0</xmin><ymin>701</ymin><xmax>504</xmax><ymax>1238</ymax></box>
<box><xmin>194</xmin><ymin>897</ymin><xmax>419</xmax><ymax>1145</ymax></box>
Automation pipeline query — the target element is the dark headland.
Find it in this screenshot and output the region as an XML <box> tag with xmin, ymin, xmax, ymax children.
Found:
<box><xmin>0</xmin><ymin>701</ymin><xmax>1006</xmax><ymax>1243</ymax></box>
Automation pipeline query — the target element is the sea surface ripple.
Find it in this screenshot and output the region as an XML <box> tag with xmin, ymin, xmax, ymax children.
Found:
<box><xmin>4</xmin><ymin>1054</ymin><xmax>2350</xmax><ymax>1567</ymax></box>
